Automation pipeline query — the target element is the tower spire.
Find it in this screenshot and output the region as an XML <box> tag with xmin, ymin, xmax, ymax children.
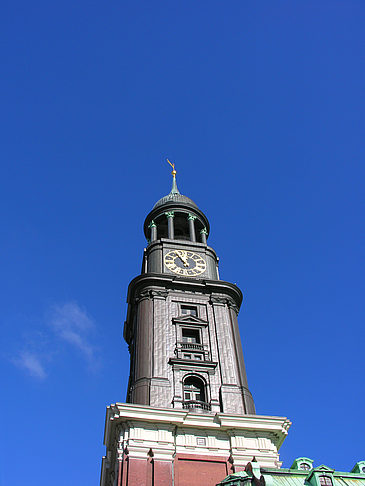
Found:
<box><xmin>166</xmin><ymin>158</ymin><xmax>180</xmax><ymax>194</ymax></box>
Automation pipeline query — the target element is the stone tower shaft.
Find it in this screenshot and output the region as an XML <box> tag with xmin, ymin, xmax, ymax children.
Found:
<box><xmin>123</xmin><ymin>173</ymin><xmax>255</xmax><ymax>415</ymax></box>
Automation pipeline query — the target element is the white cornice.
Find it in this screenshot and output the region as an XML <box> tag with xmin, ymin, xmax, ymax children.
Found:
<box><xmin>104</xmin><ymin>403</ymin><xmax>291</xmax><ymax>449</ymax></box>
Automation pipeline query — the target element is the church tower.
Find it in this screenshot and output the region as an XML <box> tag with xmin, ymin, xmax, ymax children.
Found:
<box><xmin>101</xmin><ymin>164</ymin><xmax>291</xmax><ymax>486</ymax></box>
<box><xmin>124</xmin><ymin>166</ymin><xmax>255</xmax><ymax>416</ymax></box>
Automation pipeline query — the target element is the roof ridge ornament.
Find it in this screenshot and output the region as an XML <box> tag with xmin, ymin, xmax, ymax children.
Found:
<box><xmin>151</xmin><ymin>158</ymin><xmax>198</xmax><ymax>209</ymax></box>
<box><xmin>166</xmin><ymin>158</ymin><xmax>180</xmax><ymax>195</ymax></box>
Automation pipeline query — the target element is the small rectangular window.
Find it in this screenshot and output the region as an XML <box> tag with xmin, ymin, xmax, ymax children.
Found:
<box><xmin>194</xmin><ymin>354</ymin><xmax>202</xmax><ymax>360</ymax></box>
<box><xmin>181</xmin><ymin>305</ymin><xmax>198</xmax><ymax>317</ymax></box>
<box><xmin>184</xmin><ymin>392</ymin><xmax>191</xmax><ymax>400</ymax></box>
<box><xmin>182</xmin><ymin>329</ymin><xmax>200</xmax><ymax>344</ymax></box>
<box><xmin>183</xmin><ymin>353</ymin><xmax>192</xmax><ymax>359</ymax></box>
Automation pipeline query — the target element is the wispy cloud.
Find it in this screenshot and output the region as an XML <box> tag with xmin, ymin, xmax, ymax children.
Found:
<box><xmin>10</xmin><ymin>301</ymin><xmax>99</xmax><ymax>379</ymax></box>
<box><xmin>47</xmin><ymin>302</ymin><xmax>97</xmax><ymax>362</ymax></box>
<box><xmin>13</xmin><ymin>351</ymin><xmax>47</xmax><ymax>379</ymax></box>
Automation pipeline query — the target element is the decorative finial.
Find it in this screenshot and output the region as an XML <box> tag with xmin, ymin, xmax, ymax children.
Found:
<box><xmin>166</xmin><ymin>158</ymin><xmax>179</xmax><ymax>194</ymax></box>
<box><xmin>166</xmin><ymin>158</ymin><xmax>177</xmax><ymax>176</ymax></box>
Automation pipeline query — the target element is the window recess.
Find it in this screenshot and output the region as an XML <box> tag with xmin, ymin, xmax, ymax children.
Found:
<box><xmin>182</xmin><ymin>376</ymin><xmax>211</xmax><ymax>412</ymax></box>
<box><xmin>319</xmin><ymin>478</ymin><xmax>333</xmax><ymax>486</ymax></box>
<box><xmin>182</xmin><ymin>328</ymin><xmax>200</xmax><ymax>344</ymax></box>
<box><xmin>181</xmin><ymin>305</ymin><xmax>198</xmax><ymax>317</ymax></box>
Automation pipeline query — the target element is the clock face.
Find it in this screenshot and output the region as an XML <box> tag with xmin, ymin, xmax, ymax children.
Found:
<box><xmin>164</xmin><ymin>250</ymin><xmax>207</xmax><ymax>276</ymax></box>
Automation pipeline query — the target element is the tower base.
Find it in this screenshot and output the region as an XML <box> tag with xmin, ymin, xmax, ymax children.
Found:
<box><xmin>100</xmin><ymin>403</ymin><xmax>291</xmax><ymax>486</ymax></box>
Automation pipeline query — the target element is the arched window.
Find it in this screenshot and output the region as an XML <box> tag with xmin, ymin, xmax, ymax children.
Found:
<box><xmin>182</xmin><ymin>376</ymin><xmax>211</xmax><ymax>411</ymax></box>
<box><xmin>319</xmin><ymin>477</ymin><xmax>333</xmax><ymax>486</ymax></box>
<box><xmin>184</xmin><ymin>376</ymin><xmax>205</xmax><ymax>402</ymax></box>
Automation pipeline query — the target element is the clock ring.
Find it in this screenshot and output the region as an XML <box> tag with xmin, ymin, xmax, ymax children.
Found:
<box><xmin>164</xmin><ymin>250</ymin><xmax>207</xmax><ymax>276</ymax></box>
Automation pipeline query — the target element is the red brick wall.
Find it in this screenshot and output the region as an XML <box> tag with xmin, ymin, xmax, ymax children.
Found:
<box><xmin>154</xmin><ymin>460</ymin><xmax>173</xmax><ymax>486</ymax></box>
<box><xmin>121</xmin><ymin>453</ymin><xmax>230</xmax><ymax>486</ymax></box>
<box><xmin>174</xmin><ymin>454</ymin><xmax>230</xmax><ymax>486</ymax></box>
<box><xmin>123</xmin><ymin>457</ymin><xmax>147</xmax><ymax>485</ymax></box>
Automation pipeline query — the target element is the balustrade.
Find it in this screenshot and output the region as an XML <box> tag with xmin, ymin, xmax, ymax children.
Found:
<box><xmin>175</xmin><ymin>342</ymin><xmax>210</xmax><ymax>361</ymax></box>
<box><xmin>182</xmin><ymin>400</ymin><xmax>211</xmax><ymax>411</ymax></box>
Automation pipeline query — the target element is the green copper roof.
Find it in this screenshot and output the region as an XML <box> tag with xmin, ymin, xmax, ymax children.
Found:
<box><xmin>217</xmin><ymin>461</ymin><xmax>365</xmax><ymax>486</ymax></box>
<box><xmin>336</xmin><ymin>478</ymin><xmax>365</xmax><ymax>486</ymax></box>
<box><xmin>153</xmin><ymin>174</ymin><xmax>198</xmax><ymax>209</ymax></box>
<box><xmin>271</xmin><ymin>474</ymin><xmax>311</xmax><ymax>486</ymax></box>
<box><xmin>218</xmin><ymin>474</ymin><xmax>365</xmax><ymax>486</ymax></box>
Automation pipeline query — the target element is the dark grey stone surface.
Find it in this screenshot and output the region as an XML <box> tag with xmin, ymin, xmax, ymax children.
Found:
<box><xmin>124</xmin><ymin>271</ymin><xmax>255</xmax><ymax>415</ymax></box>
<box><xmin>123</xmin><ymin>187</ymin><xmax>255</xmax><ymax>415</ymax></box>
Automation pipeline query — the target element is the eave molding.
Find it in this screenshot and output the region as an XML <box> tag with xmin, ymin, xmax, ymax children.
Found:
<box><xmin>126</xmin><ymin>273</ymin><xmax>243</xmax><ymax>308</ymax></box>
<box><xmin>103</xmin><ymin>402</ymin><xmax>291</xmax><ymax>450</ymax></box>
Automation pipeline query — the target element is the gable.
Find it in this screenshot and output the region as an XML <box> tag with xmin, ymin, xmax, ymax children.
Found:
<box><xmin>316</xmin><ymin>466</ymin><xmax>335</xmax><ymax>473</ymax></box>
<box><xmin>173</xmin><ymin>314</ymin><xmax>208</xmax><ymax>324</ymax></box>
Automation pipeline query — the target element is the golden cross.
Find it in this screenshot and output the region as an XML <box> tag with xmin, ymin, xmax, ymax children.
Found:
<box><xmin>166</xmin><ymin>158</ymin><xmax>177</xmax><ymax>175</ymax></box>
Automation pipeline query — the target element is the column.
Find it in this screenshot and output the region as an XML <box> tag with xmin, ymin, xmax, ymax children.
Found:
<box><xmin>148</xmin><ymin>220</ymin><xmax>157</xmax><ymax>242</ymax></box>
<box><xmin>165</xmin><ymin>211</ymin><xmax>174</xmax><ymax>239</ymax></box>
<box><xmin>228</xmin><ymin>302</ymin><xmax>256</xmax><ymax>414</ymax></box>
<box><xmin>134</xmin><ymin>291</ymin><xmax>153</xmax><ymax>405</ymax></box>
<box><xmin>187</xmin><ymin>214</ymin><xmax>196</xmax><ymax>242</ymax></box>
<box><xmin>200</xmin><ymin>227</ymin><xmax>208</xmax><ymax>244</ymax></box>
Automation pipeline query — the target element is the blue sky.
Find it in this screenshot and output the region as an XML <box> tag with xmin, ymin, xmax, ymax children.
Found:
<box><xmin>1</xmin><ymin>1</ymin><xmax>364</xmax><ymax>485</ymax></box>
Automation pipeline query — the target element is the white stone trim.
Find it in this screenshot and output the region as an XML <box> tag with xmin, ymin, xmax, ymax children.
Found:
<box><xmin>101</xmin><ymin>402</ymin><xmax>291</xmax><ymax>485</ymax></box>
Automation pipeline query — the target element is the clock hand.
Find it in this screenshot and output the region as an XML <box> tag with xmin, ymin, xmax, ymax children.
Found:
<box><xmin>176</xmin><ymin>250</ymin><xmax>187</xmax><ymax>264</ymax></box>
<box><xmin>176</xmin><ymin>250</ymin><xmax>189</xmax><ymax>267</ymax></box>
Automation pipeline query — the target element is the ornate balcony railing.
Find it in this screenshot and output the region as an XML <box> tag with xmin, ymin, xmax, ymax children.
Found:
<box><xmin>180</xmin><ymin>342</ymin><xmax>204</xmax><ymax>351</ymax></box>
<box><xmin>182</xmin><ymin>400</ymin><xmax>211</xmax><ymax>412</ymax></box>
<box><xmin>175</xmin><ymin>342</ymin><xmax>210</xmax><ymax>361</ymax></box>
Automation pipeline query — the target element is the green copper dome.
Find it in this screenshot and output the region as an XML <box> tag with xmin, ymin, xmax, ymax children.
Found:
<box><xmin>153</xmin><ymin>173</ymin><xmax>198</xmax><ymax>209</ymax></box>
